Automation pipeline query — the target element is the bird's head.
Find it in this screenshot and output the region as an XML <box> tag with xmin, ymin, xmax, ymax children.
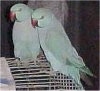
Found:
<box><xmin>31</xmin><ymin>8</ymin><xmax>54</xmax><ymax>28</ymax></box>
<box><xmin>9</xmin><ymin>3</ymin><xmax>32</xmax><ymax>22</ymax></box>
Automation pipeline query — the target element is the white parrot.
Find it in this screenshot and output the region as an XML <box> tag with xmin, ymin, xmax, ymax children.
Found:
<box><xmin>9</xmin><ymin>4</ymin><xmax>40</xmax><ymax>65</ymax></box>
<box><xmin>31</xmin><ymin>8</ymin><xmax>94</xmax><ymax>85</ymax></box>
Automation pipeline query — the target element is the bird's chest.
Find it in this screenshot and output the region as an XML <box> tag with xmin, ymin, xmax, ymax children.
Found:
<box><xmin>38</xmin><ymin>29</ymin><xmax>47</xmax><ymax>47</ymax></box>
<box><xmin>13</xmin><ymin>21</ymin><xmax>38</xmax><ymax>42</ymax></box>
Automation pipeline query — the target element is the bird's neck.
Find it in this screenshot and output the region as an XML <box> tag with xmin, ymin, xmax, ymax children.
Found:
<box><xmin>15</xmin><ymin>16</ymin><xmax>31</xmax><ymax>24</ymax></box>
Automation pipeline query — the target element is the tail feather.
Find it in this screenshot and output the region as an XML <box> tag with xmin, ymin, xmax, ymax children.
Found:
<box><xmin>80</xmin><ymin>66</ymin><xmax>94</xmax><ymax>77</ymax></box>
<box><xmin>80</xmin><ymin>72</ymin><xmax>93</xmax><ymax>86</ymax></box>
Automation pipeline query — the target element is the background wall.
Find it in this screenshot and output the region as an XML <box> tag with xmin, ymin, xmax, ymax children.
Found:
<box><xmin>1</xmin><ymin>1</ymin><xmax>99</xmax><ymax>90</ymax></box>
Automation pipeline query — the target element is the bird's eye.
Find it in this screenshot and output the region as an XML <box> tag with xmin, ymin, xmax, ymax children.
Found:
<box><xmin>18</xmin><ymin>8</ymin><xmax>22</xmax><ymax>11</ymax></box>
<box><xmin>15</xmin><ymin>8</ymin><xmax>22</xmax><ymax>12</ymax></box>
<box><xmin>40</xmin><ymin>16</ymin><xmax>44</xmax><ymax>19</ymax></box>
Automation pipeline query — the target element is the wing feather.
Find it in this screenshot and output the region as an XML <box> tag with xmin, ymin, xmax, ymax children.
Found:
<box><xmin>46</xmin><ymin>30</ymin><xmax>85</xmax><ymax>67</ymax></box>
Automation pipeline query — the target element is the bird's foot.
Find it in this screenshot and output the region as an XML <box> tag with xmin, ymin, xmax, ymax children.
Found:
<box><xmin>42</xmin><ymin>68</ymin><xmax>57</xmax><ymax>76</ymax></box>
<box><xmin>21</xmin><ymin>61</ymin><xmax>29</xmax><ymax>68</ymax></box>
<box><xmin>21</xmin><ymin>58</ymin><xmax>37</xmax><ymax>67</ymax></box>
<box><xmin>49</xmin><ymin>70</ymin><xmax>57</xmax><ymax>76</ymax></box>
<box><xmin>33</xmin><ymin>59</ymin><xmax>39</xmax><ymax>66</ymax></box>
<box><xmin>25</xmin><ymin>58</ymin><xmax>39</xmax><ymax>66</ymax></box>
<box><xmin>14</xmin><ymin>59</ymin><xmax>23</xmax><ymax>67</ymax></box>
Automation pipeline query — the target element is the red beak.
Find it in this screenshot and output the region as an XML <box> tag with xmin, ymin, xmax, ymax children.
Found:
<box><xmin>31</xmin><ymin>19</ymin><xmax>38</xmax><ymax>28</ymax></box>
<box><xmin>9</xmin><ymin>11</ymin><xmax>16</xmax><ymax>22</ymax></box>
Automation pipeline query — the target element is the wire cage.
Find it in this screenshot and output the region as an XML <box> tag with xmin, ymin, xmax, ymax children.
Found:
<box><xmin>6</xmin><ymin>52</ymin><xmax>83</xmax><ymax>90</ymax></box>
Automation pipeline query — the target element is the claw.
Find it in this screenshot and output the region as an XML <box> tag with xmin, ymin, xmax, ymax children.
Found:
<box><xmin>15</xmin><ymin>59</ymin><xmax>22</xmax><ymax>67</ymax></box>
<box><xmin>45</xmin><ymin>68</ymin><xmax>57</xmax><ymax>76</ymax></box>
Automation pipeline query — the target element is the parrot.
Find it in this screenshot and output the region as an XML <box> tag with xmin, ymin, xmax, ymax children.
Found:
<box><xmin>9</xmin><ymin>3</ymin><xmax>40</xmax><ymax>66</ymax></box>
<box><xmin>31</xmin><ymin>8</ymin><xmax>94</xmax><ymax>86</ymax></box>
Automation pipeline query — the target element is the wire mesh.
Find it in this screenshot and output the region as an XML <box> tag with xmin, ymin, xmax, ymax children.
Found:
<box><xmin>6</xmin><ymin>52</ymin><xmax>83</xmax><ymax>90</ymax></box>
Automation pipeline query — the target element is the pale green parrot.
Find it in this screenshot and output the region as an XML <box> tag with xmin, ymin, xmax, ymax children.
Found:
<box><xmin>10</xmin><ymin>4</ymin><xmax>40</xmax><ymax>65</ymax></box>
<box><xmin>31</xmin><ymin>8</ymin><xmax>94</xmax><ymax>85</ymax></box>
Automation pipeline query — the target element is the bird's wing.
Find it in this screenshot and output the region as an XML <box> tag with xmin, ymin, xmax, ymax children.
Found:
<box><xmin>45</xmin><ymin>30</ymin><xmax>85</xmax><ymax>67</ymax></box>
<box><xmin>45</xmin><ymin>30</ymin><xmax>93</xmax><ymax>76</ymax></box>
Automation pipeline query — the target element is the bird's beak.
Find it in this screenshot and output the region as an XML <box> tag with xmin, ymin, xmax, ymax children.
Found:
<box><xmin>9</xmin><ymin>11</ymin><xmax>16</xmax><ymax>22</ymax></box>
<box><xmin>31</xmin><ymin>18</ymin><xmax>38</xmax><ymax>28</ymax></box>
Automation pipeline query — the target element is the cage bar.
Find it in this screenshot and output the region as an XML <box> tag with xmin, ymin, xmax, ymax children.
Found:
<box><xmin>6</xmin><ymin>53</ymin><xmax>83</xmax><ymax>90</ymax></box>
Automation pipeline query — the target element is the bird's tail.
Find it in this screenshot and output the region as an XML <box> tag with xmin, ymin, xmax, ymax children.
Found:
<box><xmin>79</xmin><ymin>66</ymin><xmax>96</xmax><ymax>77</ymax></box>
<box><xmin>80</xmin><ymin>72</ymin><xmax>93</xmax><ymax>86</ymax></box>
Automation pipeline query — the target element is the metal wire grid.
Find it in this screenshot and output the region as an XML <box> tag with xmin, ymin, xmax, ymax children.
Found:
<box><xmin>6</xmin><ymin>53</ymin><xmax>83</xmax><ymax>90</ymax></box>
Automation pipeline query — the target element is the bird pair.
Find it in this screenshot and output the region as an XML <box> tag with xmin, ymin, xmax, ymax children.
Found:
<box><xmin>9</xmin><ymin>3</ymin><xmax>94</xmax><ymax>86</ymax></box>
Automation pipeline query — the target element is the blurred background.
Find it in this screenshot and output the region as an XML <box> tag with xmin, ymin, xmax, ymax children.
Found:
<box><xmin>1</xmin><ymin>0</ymin><xmax>99</xmax><ymax>90</ymax></box>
